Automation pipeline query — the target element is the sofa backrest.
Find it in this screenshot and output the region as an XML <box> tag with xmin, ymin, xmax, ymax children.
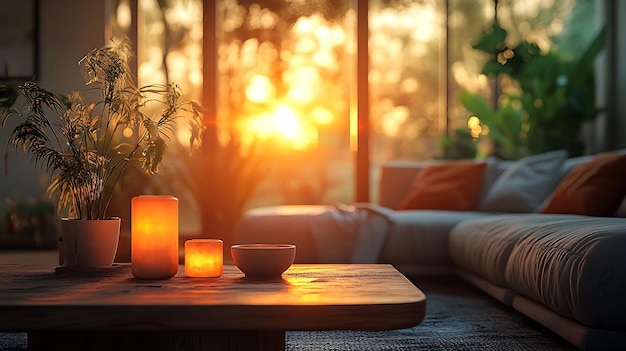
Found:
<box><xmin>378</xmin><ymin>149</ymin><xmax>626</xmax><ymax>216</ymax></box>
<box><xmin>378</xmin><ymin>161</ymin><xmax>427</xmax><ymax>209</ymax></box>
<box><xmin>377</xmin><ymin>157</ymin><xmax>508</xmax><ymax>210</ymax></box>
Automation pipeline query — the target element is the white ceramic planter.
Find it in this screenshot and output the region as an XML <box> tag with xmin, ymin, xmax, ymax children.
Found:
<box><xmin>61</xmin><ymin>218</ymin><xmax>121</xmax><ymax>267</ymax></box>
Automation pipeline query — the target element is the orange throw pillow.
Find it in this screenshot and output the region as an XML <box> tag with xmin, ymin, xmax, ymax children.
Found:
<box><xmin>396</xmin><ymin>162</ymin><xmax>487</xmax><ymax>211</ymax></box>
<box><xmin>542</xmin><ymin>153</ymin><xmax>626</xmax><ymax>216</ymax></box>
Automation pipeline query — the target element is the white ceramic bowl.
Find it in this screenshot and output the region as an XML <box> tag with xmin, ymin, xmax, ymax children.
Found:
<box><xmin>231</xmin><ymin>244</ymin><xmax>296</xmax><ymax>278</ymax></box>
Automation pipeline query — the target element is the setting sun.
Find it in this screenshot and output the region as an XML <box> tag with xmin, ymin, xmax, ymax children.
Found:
<box><xmin>241</xmin><ymin>71</ymin><xmax>320</xmax><ymax>150</ymax></box>
<box><xmin>274</xmin><ymin>105</ymin><xmax>301</xmax><ymax>139</ymax></box>
<box><xmin>244</xmin><ymin>104</ymin><xmax>318</xmax><ymax>150</ymax></box>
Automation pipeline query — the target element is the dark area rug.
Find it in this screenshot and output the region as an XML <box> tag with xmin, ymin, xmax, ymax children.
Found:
<box><xmin>286</xmin><ymin>276</ymin><xmax>579</xmax><ymax>351</ymax></box>
<box><xmin>0</xmin><ymin>333</ymin><xmax>26</xmax><ymax>351</ymax></box>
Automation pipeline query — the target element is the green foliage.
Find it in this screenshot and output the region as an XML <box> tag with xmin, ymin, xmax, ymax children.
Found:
<box><xmin>1</xmin><ymin>39</ymin><xmax>203</xmax><ymax>220</ymax></box>
<box><xmin>459</xmin><ymin>90</ymin><xmax>526</xmax><ymax>159</ymax></box>
<box><xmin>439</xmin><ymin>128</ymin><xmax>478</xmax><ymax>160</ymax></box>
<box><xmin>460</xmin><ymin>24</ymin><xmax>605</xmax><ymax>159</ymax></box>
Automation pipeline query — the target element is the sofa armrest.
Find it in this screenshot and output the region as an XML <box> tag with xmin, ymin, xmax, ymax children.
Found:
<box><xmin>378</xmin><ymin>161</ymin><xmax>427</xmax><ymax>209</ymax></box>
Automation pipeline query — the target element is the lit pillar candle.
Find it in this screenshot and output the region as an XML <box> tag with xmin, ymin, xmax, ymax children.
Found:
<box><xmin>185</xmin><ymin>239</ymin><xmax>223</xmax><ymax>277</ymax></box>
<box><xmin>131</xmin><ymin>195</ymin><xmax>179</xmax><ymax>280</ymax></box>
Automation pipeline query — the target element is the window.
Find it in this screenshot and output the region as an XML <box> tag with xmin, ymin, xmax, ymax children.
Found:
<box><xmin>216</xmin><ymin>1</ymin><xmax>356</xmax><ymax>207</ymax></box>
<box><xmin>110</xmin><ymin>0</ymin><xmax>600</xmax><ymax>209</ymax></box>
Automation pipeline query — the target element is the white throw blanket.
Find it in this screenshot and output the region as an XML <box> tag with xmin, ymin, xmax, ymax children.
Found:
<box><xmin>309</xmin><ymin>203</ymin><xmax>393</xmax><ymax>263</ymax></box>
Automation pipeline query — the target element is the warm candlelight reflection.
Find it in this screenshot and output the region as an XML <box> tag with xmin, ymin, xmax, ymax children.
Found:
<box><xmin>131</xmin><ymin>195</ymin><xmax>179</xmax><ymax>280</ymax></box>
<box><xmin>185</xmin><ymin>239</ymin><xmax>223</xmax><ymax>277</ymax></box>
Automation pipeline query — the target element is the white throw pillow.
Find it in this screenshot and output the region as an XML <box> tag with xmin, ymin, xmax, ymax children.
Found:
<box><xmin>477</xmin><ymin>149</ymin><xmax>568</xmax><ymax>213</ymax></box>
<box><xmin>477</xmin><ymin>156</ymin><xmax>510</xmax><ymax>204</ymax></box>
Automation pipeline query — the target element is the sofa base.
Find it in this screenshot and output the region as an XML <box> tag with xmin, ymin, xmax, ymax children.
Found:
<box><xmin>457</xmin><ymin>269</ymin><xmax>626</xmax><ymax>351</ymax></box>
<box><xmin>455</xmin><ymin>269</ymin><xmax>516</xmax><ymax>306</ymax></box>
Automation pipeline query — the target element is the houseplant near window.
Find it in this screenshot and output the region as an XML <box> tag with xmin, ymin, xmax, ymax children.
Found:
<box><xmin>459</xmin><ymin>24</ymin><xmax>605</xmax><ymax>160</ymax></box>
<box><xmin>1</xmin><ymin>39</ymin><xmax>203</xmax><ymax>266</ymax></box>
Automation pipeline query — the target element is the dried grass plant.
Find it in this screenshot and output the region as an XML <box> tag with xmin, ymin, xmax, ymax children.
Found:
<box><xmin>1</xmin><ymin>39</ymin><xmax>203</xmax><ymax>219</ymax></box>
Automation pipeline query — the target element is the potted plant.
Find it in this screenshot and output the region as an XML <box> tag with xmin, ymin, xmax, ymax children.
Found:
<box><xmin>1</xmin><ymin>39</ymin><xmax>203</xmax><ymax>266</ymax></box>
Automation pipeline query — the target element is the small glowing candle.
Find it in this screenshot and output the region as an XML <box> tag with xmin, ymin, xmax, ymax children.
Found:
<box><xmin>185</xmin><ymin>239</ymin><xmax>223</xmax><ymax>277</ymax></box>
<box><xmin>131</xmin><ymin>195</ymin><xmax>179</xmax><ymax>280</ymax></box>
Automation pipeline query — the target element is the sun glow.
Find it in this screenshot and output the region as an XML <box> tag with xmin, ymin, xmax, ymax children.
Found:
<box><xmin>246</xmin><ymin>74</ymin><xmax>274</xmax><ymax>103</ymax></box>
<box><xmin>274</xmin><ymin>105</ymin><xmax>301</xmax><ymax>139</ymax></box>
<box><xmin>245</xmin><ymin>104</ymin><xmax>318</xmax><ymax>151</ymax></box>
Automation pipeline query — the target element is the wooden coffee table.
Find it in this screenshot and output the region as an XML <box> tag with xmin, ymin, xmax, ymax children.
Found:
<box><xmin>0</xmin><ymin>264</ymin><xmax>425</xmax><ymax>350</ymax></box>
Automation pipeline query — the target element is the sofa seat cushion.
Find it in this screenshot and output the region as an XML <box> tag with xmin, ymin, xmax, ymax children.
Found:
<box><xmin>504</xmin><ymin>217</ymin><xmax>626</xmax><ymax>329</ymax></box>
<box><xmin>379</xmin><ymin>210</ymin><xmax>493</xmax><ymax>266</ymax></box>
<box><xmin>235</xmin><ymin>204</ymin><xmax>394</xmax><ymax>265</ymax></box>
<box><xmin>449</xmin><ymin>214</ymin><xmax>576</xmax><ymax>288</ymax></box>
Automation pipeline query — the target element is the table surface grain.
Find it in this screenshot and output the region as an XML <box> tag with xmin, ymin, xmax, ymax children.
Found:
<box><xmin>0</xmin><ymin>264</ymin><xmax>425</xmax><ymax>332</ymax></box>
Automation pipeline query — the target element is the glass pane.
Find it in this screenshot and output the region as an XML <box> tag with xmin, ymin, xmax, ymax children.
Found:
<box><xmin>497</xmin><ymin>0</ymin><xmax>597</xmax><ymax>53</ymax></box>
<box><xmin>108</xmin><ymin>0</ymin><xmax>204</xmax><ymax>231</ymax></box>
<box><xmin>473</xmin><ymin>0</ymin><xmax>600</xmax><ymax>159</ymax></box>
<box><xmin>110</xmin><ymin>0</ymin><xmax>204</xmax><ymax>105</ymax></box>
<box><xmin>447</xmin><ymin>0</ymin><xmax>494</xmax><ymax>156</ymax></box>
<box><xmin>368</xmin><ymin>0</ymin><xmax>447</xmax><ymax>202</ymax></box>
<box><xmin>369</xmin><ymin>0</ymin><xmax>444</xmax><ymax>162</ymax></box>
<box><xmin>109</xmin><ymin>0</ymin><xmax>132</xmax><ymax>39</ymax></box>
<box><xmin>217</xmin><ymin>0</ymin><xmax>355</xmax><ymax>207</ymax></box>
<box><xmin>137</xmin><ymin>0</ymin><xmax>203</xmax><ymax>104</ymax></box>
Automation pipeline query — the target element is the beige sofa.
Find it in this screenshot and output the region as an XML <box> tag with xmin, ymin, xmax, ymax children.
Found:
<box><xmin>234</xmin><ymin>149</ymin><xmax>626</xmax><ymax>350</ymax></box>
